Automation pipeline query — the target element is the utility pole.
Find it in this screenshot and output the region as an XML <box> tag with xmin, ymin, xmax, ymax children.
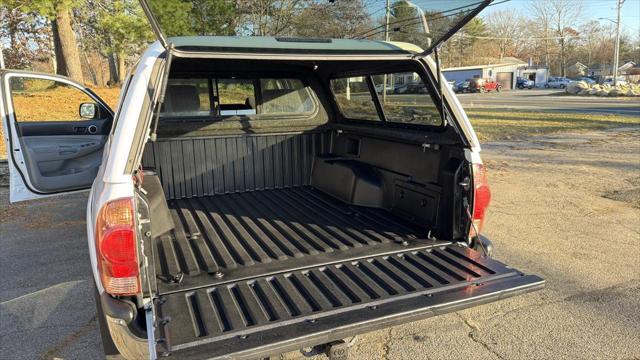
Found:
<box><xmin>383</xmin><ymin>0</ymin><xmax>390</xmax><ymax>104</ymax></box>
<box><xmin>613</xmin><ymin>0</ymin><xmax>624</xmax><ymax>86</ymax></box>
<box><xmin>385</xmin><ymin>0</ymin><xmax>390</xmax><ymax>42</ymax></box>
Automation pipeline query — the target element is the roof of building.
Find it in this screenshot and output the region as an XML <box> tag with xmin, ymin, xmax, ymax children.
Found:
<box><xmin>442</xmin><ymin>57</ymin><xmax>529</xmax><ymax>72</ymax></box>
<box><xmin>589</xmin><ymin>61</ymin><xmax>636</xmax><ymax>71</ymax></box>
<box><xmin>569</xmin><ymin>62</ymin><xmax>588</xmax><ymax>69</ymax></box>
<box><xmin>168</xmin><ymin>36</ymin><xmax>418</xmax><ymax>55</ymax></box>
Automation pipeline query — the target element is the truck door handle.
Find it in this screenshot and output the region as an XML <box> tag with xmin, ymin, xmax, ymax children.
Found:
<box><xmin>73</xmin><ymin>126</ymin><xmax>87</xmax><ymax>134</ymax></box>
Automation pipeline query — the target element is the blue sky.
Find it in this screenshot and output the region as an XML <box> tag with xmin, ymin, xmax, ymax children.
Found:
<box><xmin>365</xmin><ymin>0</ymin><xmax>640</xmax><ymax>38</ymax></box>
<box><xmin>482</xmin><ymin>0</ymin><xmax>640</xmax><ymax>36</ymax></box>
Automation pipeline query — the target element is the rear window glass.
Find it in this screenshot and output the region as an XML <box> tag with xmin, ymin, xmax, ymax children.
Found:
<box><xmin>163</xmin><ymin>79</ymin><xmax>210</xmax><ymax>116</ymax></box>
<box><xmin>260</xmin><ymin>79</ymin><xmax>315</xmax><ymax>114</ymax></box>
<box><xmin>331</xmin><ymin>72</ymin><xmax>441</xmax><ymax>127</ymax></box>
<box><xmin>330</xmin><ymin>77</ymin><xmax>380</xmax><ymax>121</ymax></box>
<box><xmin>218</xmin><ymin>79</ymin><xmax>256</xmax><ymax>116</ymax></box>
<box><xmin>161</xmin><ymin>77</ymin><xmax>315</xmax><ymax>119</ymax></box>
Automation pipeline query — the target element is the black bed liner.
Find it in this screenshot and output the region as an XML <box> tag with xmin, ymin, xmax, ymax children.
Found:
<box><xmin>150</xmin><ymin>187</ymin><xmax>544</xmax><ymax>359</ymax></box>
<box><xmin>154</xmin><ymin>186</ymin><xmax>431</xmax><ymax>294</ymax></box>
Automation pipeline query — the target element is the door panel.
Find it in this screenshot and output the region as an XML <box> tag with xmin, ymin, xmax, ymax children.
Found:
<box><xmin>0</xmin><ymin>70</ymin><xmax>113</xmax><ymax>202</ymax></box>
<box><xmin>21</xmin><ymin>135</ymin><xmax>105</xmax><ymax>192</ymax></box>
<box><xmin>18</xmin><ymin>119</ymin><xmax>111</xmax><ymax>137</ymax></box>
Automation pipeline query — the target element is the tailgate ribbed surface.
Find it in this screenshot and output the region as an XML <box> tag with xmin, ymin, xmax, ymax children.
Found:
<box><xmin>154</xmin><ymin>186</ymin><xmax>427</xmax><ymax>293</ymax></box>
<box><xmin>154</xmin><ymin>245</ymin><xmax>544</xmax><ymax>358</ymax></box>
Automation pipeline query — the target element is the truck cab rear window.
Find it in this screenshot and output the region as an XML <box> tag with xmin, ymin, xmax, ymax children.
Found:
<box><xmin>331</xmin><ymin>72</ymin><xmax>441</xmax><ymax>127</ymax></box>
<box><xmin>161</xmin><ymin>77</ymin><xmax>315</xmax><ymax>119</ymax></box>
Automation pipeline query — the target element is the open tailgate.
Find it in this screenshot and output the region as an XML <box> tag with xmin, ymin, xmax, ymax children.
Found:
<box><xmin>151</xmin><ymin>244</ymin><xmax>543</xmax><ymax>359</ymax></box>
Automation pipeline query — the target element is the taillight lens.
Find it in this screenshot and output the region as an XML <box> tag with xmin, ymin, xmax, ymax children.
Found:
<box><xmin>96</xmin><ymin>197</ymin><xmax>140</xmax><ymax>295</ymax></box>
<box><xmin>470</xmin><ymin>163</ymin><xmax>491</xmax><ymax>238</ymax></box>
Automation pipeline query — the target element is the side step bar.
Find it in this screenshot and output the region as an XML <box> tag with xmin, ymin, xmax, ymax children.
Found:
<box><xmin>153</xmin><ymin>245</ymin><xmax>544</xmax><ymax>359</ymax></box>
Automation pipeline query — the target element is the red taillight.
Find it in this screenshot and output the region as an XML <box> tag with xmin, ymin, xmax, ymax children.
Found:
<box><xmin>470</xmin><ymin>163</ymin><xmax>491</xmax><ymax>238</ymax></box>
<box><xmin>96</xmin><ymin>197</ymin><xmax>140</xmax><ymax>295</ymax></box>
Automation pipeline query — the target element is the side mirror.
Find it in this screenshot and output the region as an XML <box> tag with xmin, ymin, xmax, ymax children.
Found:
<box><xmin>79</xmin><ymin>102</ymin><xmax>98</xmax><ymax>119</ymax></box>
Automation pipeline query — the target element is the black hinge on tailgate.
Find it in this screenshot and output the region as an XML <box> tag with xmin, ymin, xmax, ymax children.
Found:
<box><xmin>152</xmin><ymin>244</ymin><xmax>544</xmax><ymax>359</ymax></box>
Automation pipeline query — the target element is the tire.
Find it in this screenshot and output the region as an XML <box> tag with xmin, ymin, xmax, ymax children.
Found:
<box><xmin>480</xmin><ymin>87</ymin><xmax>485</xmax><ymax>93</ymax></box>
<box><xmin>560</xmin><ymin>84</ymin><xmax>565</xmax><ymax>89</ymax></box>
<box><xmin>544</xmin><ymin>84</ymin><xmax>549</xmax><ymax>88</ymax></box>
<box><xmin>496</xmin><ymin>86</ymin><xmax>501</xmax><ymax>92</ymax></box>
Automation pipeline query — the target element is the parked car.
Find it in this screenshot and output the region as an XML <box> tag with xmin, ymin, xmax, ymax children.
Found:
<box><xmin>575</xmin><ymin>76</ymin><xmax>596</xmax><ymax>85</ymax></box>
<box><xmin>0</xmin><ymin>1</ymin><xmax>544</xmax><ymax>358</ymax></box>
<box><xmin>470</xmin><ymin>77</ymin><xmax>502</xmax><ymax>92</ymax></box>
<box><xmin>374</xmin><ymin>83</ymin><xmax>394</xmax><ymax>93</ymax></box>
<box><xmin>455</xmin><ymin>80</ymin><xmax>472</xmax><ymax>93</ymax></box>
<box><xmin>545</xmin><ymin>77</ymin><xmax>571</xmax><ymax>88</ymax></box>
<box><xmin>393</xmin><ymin>83</ymin><xmax>409</xmax><ymax>94</ymax></box>
<box><xmin>602</xmin><ymin>77</ymin><xmax>628</xmax><ymax>86</ymax></box>
<box><xmin>516</xmin><ymin>77</ymin><xmax>534</xmax><ymax>89</ymax></box>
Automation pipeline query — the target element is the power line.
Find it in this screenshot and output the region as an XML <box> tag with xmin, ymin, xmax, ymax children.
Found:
<box><xmin>354</xmin><ymin>0</ymin><xmax>511</xmax><ymax>39</ymax></box>
<box><xmin>452</xmin><ymin>33</ymin><xmax>582</xmax><ymax>40</ymax></box>
<box><xmin>354</xmin><ymin>0</ymin><xmax>488</xmax><ymax>38</ymax></box>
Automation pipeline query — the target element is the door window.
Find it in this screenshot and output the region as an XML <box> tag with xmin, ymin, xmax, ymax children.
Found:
<box><xmin>330</xmin><ymin>72</ymin><xmax>441</xmax><ymax>127</ymax></box>
<box><xmin>371</xmin><ymin>72</ymin><xmax>440</xmax><ymax>126</ymax></box>
<box><xmin>9</xmin><ymin>77</ymin><xmax>106</xmax><ymax>122</ymax></box>
<box><xmin>330</xmin><ymin>77</ymin><xmax>381</xmax><ymax>121</ymax></box>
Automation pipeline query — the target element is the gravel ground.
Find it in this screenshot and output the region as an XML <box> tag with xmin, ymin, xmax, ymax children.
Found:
<box><xmin>1</xmin><ymin>127</ymin><xmax>639</xmax><ymax>360</ymax></box>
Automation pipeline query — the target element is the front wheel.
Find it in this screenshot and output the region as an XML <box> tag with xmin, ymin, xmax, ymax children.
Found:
<box><xmin>496</xmin><ymin>86</ymin><xmax>501</xmax><ymax>92</ymax></box>
<box><xmin>545</xmin><ymin>84</ymin><xmax>550</xmax><ymax>88</ymax></box>
<box><xmin>560</xmin><ymin>84</ymin><xmax>566</xmax><ymax>89</ymax></box>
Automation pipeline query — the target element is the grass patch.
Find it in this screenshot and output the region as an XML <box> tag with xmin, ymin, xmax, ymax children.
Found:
<box><xmin>466</xmin><ymin>110</ymin><xmax>640</xmax><ymax>142</ymax></box>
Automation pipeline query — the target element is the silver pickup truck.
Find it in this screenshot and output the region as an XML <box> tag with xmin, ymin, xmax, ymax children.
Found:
<box><xmin>0</xmin><ymin>1</ymin><xmax>543</xmax><ymax>358</ymax></box>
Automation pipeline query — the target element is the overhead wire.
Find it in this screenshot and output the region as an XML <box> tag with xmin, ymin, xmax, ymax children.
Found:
<box><xmin>354</xmin><ymin>0</ymin><xmax>512</xmax><ymax>39</ymax></box>
<box><xmin>354</xmin><ymin>0</ymin><xmax>489</xmax><ymax>39</ymax></box>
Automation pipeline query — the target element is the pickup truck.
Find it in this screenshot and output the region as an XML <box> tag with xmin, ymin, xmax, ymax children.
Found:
<box><xmin>0</xmin><ymin>0</ymin><xmax>544</xmax><ymax>358</ymax></box>
<box><xmin>516</xmin><ymin>77</ymin><xmax>534</xmax><ymax>89</ymax></box>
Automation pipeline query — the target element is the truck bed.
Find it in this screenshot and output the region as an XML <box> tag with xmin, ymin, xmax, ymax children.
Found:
<box><xmin>153</xmin><ymin>186</ymin><xmax>430</xmax><ymax>294</ymax></box>
<box><xmin>149</xmin><ymin>186</ymin><xmax>544</xmax><ymax>359</ymax></box>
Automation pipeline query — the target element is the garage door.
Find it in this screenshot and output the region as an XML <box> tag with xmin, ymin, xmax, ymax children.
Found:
<box><xmin>496</xmin><ymin>72</ymin><xmax>513</xmax><ymax>89</ymax></box>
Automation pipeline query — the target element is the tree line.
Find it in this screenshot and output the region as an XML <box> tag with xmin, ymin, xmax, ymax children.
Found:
<box><xmin>1</xmin><ymin>0</ymin><xmax>638</xmax><ymax>87</ymax></box>
<box><xmin>0</xmin><ymin>0</ymin><xmax>372</xmax><ymax>86</ymax></box>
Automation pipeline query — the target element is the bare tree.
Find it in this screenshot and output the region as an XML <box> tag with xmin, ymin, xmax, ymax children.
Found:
<box><xmin>485</xmin><ymin>9</ymin><xmax>527</xmax><ymax>60</ymax></box>
<box><xmin>292</xmin><ymin>0</ymin><xmax>371</xmax><ymax>39</ymax></box>
<box><xmin>532</xmin><ymin>0</ymin><xmax>583</xmax><ymax>76</ymax></box>
<box><xmin>237</xmin><ymin>0</ymin><xmax>308</xmax><ymax>36</ymax></box>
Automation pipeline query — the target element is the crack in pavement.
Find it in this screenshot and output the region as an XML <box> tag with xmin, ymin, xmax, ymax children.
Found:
<box><xmin>381</xmin><ymin>327</ymin><xmax>393</xmax><ymax>360</ymax></box>
<box><xmin>39</xmin><ymin>315</ymin><xmax>97</xmax><ymax>360</ymax></box>
<box><xmin>456</xmin><ymin>312</ymin><xmax>505</xmax><ymax>360</ymax></box>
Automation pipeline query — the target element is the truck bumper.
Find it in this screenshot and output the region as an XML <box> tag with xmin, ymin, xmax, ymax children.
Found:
<box><xmin>100</xmin><ymin>293</ymin><xmax>149</xmax><ymax>359</ymax></box>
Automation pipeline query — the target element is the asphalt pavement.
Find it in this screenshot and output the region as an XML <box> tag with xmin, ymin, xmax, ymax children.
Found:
<box><xmin>455</xmin><ymin>88</ymin><xmax>640</xmax><ymax>115</ymax></box>
<box><xmin>1</xmin><ymin>126</ymin><xmax>638</xmax><ymax>359</ymax></box>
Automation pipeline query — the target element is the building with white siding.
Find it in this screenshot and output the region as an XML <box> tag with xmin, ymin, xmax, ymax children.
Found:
<box><xmin>443</xmin><ymin>58</ymin><xmax>549</xmax><ymax>89</ymax></box>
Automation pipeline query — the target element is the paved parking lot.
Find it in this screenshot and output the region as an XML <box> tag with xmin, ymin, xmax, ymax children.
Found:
<box><xmin>456</xmin><ymin>89</ymin><xmax>640</xmax><ymax>116</ymax></box>
<box><xmin>1</xmin><ymin>127</ymin><xmax>639</xmax><ymax>359</ymax></box>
